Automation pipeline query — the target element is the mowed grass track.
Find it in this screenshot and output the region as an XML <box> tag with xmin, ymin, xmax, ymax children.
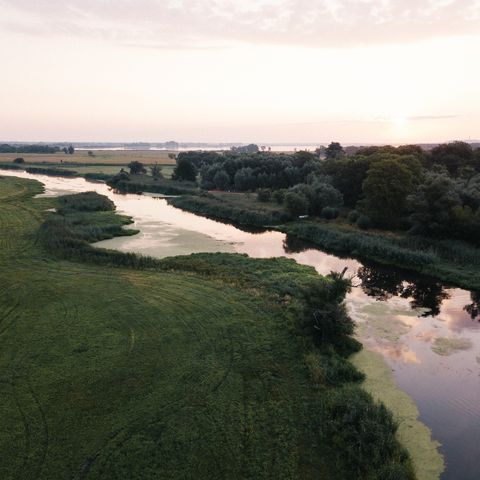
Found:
<box><xmin>0</xmin><ymin>177</ymin><xmax>334</xmax><ymax>479</ymax></box>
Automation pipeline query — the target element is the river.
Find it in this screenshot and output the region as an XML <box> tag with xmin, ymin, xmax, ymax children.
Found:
<box><xmin>2</xmin><ymin>169</ymin><xmax>479</xmax><ymax>479</ymax></box>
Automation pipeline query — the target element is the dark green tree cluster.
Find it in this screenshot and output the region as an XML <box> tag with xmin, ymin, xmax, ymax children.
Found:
<box><xmin>128</xmin><ymin>161</ymin><xmax>147</xmax><ymax>175</ymax></box>
<box><xmin>194</xmin><ymin>150</ymin><xmax>320</xmax><ymax>191</ymax></box>
<box><xmin>317</xmin><ymin>141</ymin><xmax>480</xmax><ymax>243</ymax></box>
<box><xmin>172</xmin><ymin>142</ymin><xmax>480</xmax><ymax>243</ymax></box>
<box><xmin>0</xmin><ymin>143</ymin><xmax>60</xmax><ymax>154</ymax></box>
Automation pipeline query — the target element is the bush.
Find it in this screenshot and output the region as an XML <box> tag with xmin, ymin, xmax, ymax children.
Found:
<box><xmin>25</xmin><ymin>167</ymin><xmax>78</xmax><ymax>177</ymax></box>
<box><xmin>356</xmin><ymin>214</ymin><xmax>372</xmax><ymax>230</ymax></box>
<box><xmin>57</xmin><ymin>191</ymin><xmax>115</xmax><ymax>213</ymax></box>
<box><xmin>283</xmin><ymin>222</ymin><xmax>437</xmax><ymax>270</ymax></box>
<box><xmin>0</xmin><ymin>163</ymin><xmax>24</xmax><ymax>171</ymax></box>
<box><xmin>84</xmin><ymin>173</ymin><xmax>113</xmax><ymax>182</ymax></box>
<box><xmin>169</xmin><ymin>195</ymin><xmax>288</xmax><ymax>227</ymax></box>
<box><xmin>272</xmin><ymin>189</ymin><xmax>286</xmax><ymax>204</ymax></box>
<box><xmin>284</xmin><ymin>191</ymin><xmax>309</xmax><ymax>218</ymax></box>
<box><xmin>13</xmin><ymin>157</ymin><xmax>24</xmax><ymax>164</ymax></box>
<box><xmin>257</xmin><ymin>188</ymin><xmax>272</xmax><ymax>202</ymax></box>
<box><xmin>321</xmin><ymin>207</ymin><xmax>339</xmax><ymax>220</ymax></box>
<box><xmin>318</xmin><ymin>386</ymin><xmax>414</xmax><ymax>479</ymax></box>
<box><xmin>347</xmin><ymin>210</ymin><xmax>360</xmax><ymax>223</ymax></box>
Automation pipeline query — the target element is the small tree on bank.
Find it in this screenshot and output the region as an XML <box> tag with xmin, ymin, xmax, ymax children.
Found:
<box><xmin>173</xmin><ymin>157</ymin><xmax>197</xmax><ymax>182</ymax></box>
<box><xmin>149</xmin><ymin>163</ymin><xmax>163</xmax><ymax>179</ymax></box>
<box><xmin>128</xmin><ymin>161</ymin><xmax>147</xmax><ymax>175</ymax></box>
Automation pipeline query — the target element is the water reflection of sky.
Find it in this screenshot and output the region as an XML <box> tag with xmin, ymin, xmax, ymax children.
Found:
<box><xmin>2</xmin><ymin>169</ymin><xmax>480</xmax><ymax>480</ymax></box>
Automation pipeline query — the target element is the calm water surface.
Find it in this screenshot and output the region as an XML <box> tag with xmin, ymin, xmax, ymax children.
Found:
<box><xmin>2</xmin><ymin>170</ymin><xmax>479</xmax><ymax>480</ymax></box>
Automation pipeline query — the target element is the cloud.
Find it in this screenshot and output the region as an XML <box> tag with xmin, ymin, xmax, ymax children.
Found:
<box><xmin>0</xmin><ymin>0</ymin><xmax>479</xmax><ymax>48</ymax></box>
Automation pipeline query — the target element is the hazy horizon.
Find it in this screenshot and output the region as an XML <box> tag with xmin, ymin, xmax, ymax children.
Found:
<box><xmin>1</xmin><ymin>0</ymin><xmax>479</xmax><ymax>143</ymax></box>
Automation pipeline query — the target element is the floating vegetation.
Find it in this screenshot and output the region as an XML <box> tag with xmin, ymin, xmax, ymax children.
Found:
<box><xmin>431</xmin><ymin>337</ymin><xmax>473</xmax><ymax>356</ymax></box>
<box><xmin>352</xmin><ymin>350</ymin><xmax>444</xmax><ymax>480</ymax></box>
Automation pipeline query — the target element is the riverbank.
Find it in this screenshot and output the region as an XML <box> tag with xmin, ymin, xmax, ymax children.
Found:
<box><xmin>352</xmin><ymin>350</ymin><xmax>444</xmax><ymax>480</ymax></box>
<box><xmin>0</xmin><ymin>175</ymin><xmax>422</xmax><ymax>479</ymax></box>
<box><xmin>281</xmin><ymin>221</ymin><xmax>480</xmax><ymax>292</ymax></box>
<box><xmin>163</xmin><ymin>192</ymin><xmax>480</xmax><ymax>292</ymax></box>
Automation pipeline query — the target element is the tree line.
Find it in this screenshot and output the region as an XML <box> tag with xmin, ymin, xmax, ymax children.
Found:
<box><xmin>0</xmin><ymin>143</ymin><xmax>74</xmax><ymax>154</ymax></box>
<box><xmin>168</xmin><ymin>141</ymin><xmax>480</xmax><ymax>245</ymax></box>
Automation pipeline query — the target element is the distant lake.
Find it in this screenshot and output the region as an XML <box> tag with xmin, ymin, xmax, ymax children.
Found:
<box><xmin>76</xmin><ymin>145</ymin><xmax>320</xmax><ymax>153</ymax></box>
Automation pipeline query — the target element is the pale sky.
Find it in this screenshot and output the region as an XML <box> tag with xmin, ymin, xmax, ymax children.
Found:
<box><xmin>0</xmin><ymin>0</ymin><xmax>479</xmax><ymax>144</ymax></box>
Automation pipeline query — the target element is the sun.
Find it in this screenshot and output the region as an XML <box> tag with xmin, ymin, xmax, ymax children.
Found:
<box><xmin>391</xmin><ymin>116</ymin><xmax>408</xmax><ymax>129</ymax></box>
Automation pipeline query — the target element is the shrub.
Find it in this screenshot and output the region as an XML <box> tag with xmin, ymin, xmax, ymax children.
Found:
<box><xmin>169</xmin><ymin>195</ymin><xmax>288</xmax><ymax>227</ymax></box>
<box><xmin>347</xmin><ymin>210</ymin><xmax>360</xmax><ymax>223</ymax></box>
<box><xmin>13</xmin><ymin>157</ymin><xmax>25</xmax><ymax>164</ymax></box>
<box><xmin>0</xmin><ymin>163</ymin><xmax>24</xmax><ymax>170</ymax></box>
<box><xmin>272</xmin><ymin>189</ymin><xmax>286</xmax><ymax>204</ymax></box>
<box><xmin>257</xmin><ymin>188</ymin><xmax>272</xmax><ymax>202</ymax></box>
<box><xmin>57</xmin><ymin>191</ymin><xmax>115</xmax><ymax>213</ymax></box>
<box><xmin>284</xmin><ymin>191</ymin><xmax>309</xmax><ymax>218</ymax></box>
<box><xmin>84</xmin><ymin>173</ymin><xmax>113</xmax><ymax>182</ymax></box>
<box><xmin>318</xmin><ymin>386</ymin><xmax>414</xmax><ymax>479</ymax></box>
<box><xmin>356</xmin><ymin>214</ymin><xmax>372</xmax><ymax>230</ymax></box>
<box><xmin>25</xmin><ymin>167</ymin><xmax>78</xmax><ymax>177</ymax></box>
<box><xmin>321</xmin><ymin>206</ymin><xmax>339</xmax><ymax>220</ymax></box>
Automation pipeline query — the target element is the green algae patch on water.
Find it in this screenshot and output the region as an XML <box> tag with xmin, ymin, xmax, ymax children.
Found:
<box><xmin>357</xmin><ymin>303</ymin><xmax>413</xmax><ymax>342</ymax></box>
<box><xmin>352</xmin><ymin>349</ymin><xmax>445</xmax><ymax>480</ymax></box>
<box><xmin>431</xmin><ymin>337</ymin><xmax>473</xmax><ymax>356</ymax></box>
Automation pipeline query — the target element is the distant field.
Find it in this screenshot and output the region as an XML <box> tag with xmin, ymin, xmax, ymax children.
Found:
<box><xmin>0</xmin><ymin>149</ymin><xmax>177</xmax><ymax>165</ymax></box>
<box><xmin>57</xmin><ymin>164</ymin><xmax>175</xmax><ymax>178</ymax></box>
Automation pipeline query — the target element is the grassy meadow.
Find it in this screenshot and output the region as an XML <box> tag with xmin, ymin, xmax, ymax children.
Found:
<box><xmin>0</xmin><ymin>149</ymin><xmax>177</xmax><ymax>165</ymax></box>
<box><xmin>0</xmin><ymin>150</ymin><xmax>177</xmax><ymax>181</ymax></box>
<box><xmin>0</xmin><ymin>175</ymin><xmax>418</xmax><ymax>479</ymax></box>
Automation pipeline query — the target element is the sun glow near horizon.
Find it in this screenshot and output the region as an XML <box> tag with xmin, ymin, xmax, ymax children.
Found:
<box><xmin>0</xmin><ymin>1</ymin><xmax>479</xmax><ymax>144</ymax></box>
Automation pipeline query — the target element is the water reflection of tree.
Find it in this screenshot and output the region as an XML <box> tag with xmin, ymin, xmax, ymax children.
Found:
<box><xmin>464</xmin><ymin>292</ymin><xmax>480</xmax><ymax>321</ymax></box>
<box><xmin>357</xmin><ymin>265</ymin><xmax>450</xmax><ymax>317</ymax></box>
<box><xmin>284</xmin><ymin>234</ymin><xmax>472</xmax><ymax>319</ymax></box>
<box><xmin>401</xmin><ymin>281</ymin><xmax>450</xmax><ymax>317</ymax></box>
<box><xmin>356</xmin><ymin>265</ymin><xmax>404</xmax><ymax>301</ymax></box>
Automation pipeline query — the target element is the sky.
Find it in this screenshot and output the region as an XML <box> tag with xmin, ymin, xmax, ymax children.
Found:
<box><xmin>0</xmin><ymin>0</ymin><xmax>479</xmax><ymax>144</ymax></box>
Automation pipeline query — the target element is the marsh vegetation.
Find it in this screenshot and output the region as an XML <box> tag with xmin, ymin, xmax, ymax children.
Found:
<box><xmin>0</xmin><ymin>176</ymin><xmax>418</xmax><ymax>479</ymax></box>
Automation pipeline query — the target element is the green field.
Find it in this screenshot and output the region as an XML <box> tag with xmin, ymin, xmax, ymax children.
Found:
<box><xmin>0</xmin><ymin>176</ymin><xmax>416</xmax><ymax>479</ymax></box>
<box><xmin>0</xmin><ymin>149</ymin><xmax>177</xmax><ymax>165</ymax></box>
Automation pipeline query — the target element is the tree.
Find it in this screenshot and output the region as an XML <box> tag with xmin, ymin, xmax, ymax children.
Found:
<box><xmin>149</xmin><ymin>163</ymin><xmax>163</xmax><ymax>179</ymax></box>
<box><xmin>172</xmin><ymin>157</ymin><xmax>197</xmax><ymax>182</ymax></box>
<box><xmin>234</xmin><ymin>167</ymin><xmax>255</xmax><ymax>191</ymax></box>
<box><xmin>88</xmin><ymin>150</ymin><xmax>95</xmax><ymax>157</ymax></box>
<box><xmin>128</xmin><ymin>161</ymin><xmax>147</xmax><ymax>175</ymax></box>
<box><xmin>322</xmin><ymin>156</ymin><xmax>372</xmax><ymax>207</ymax></box>
<box><xmin>213</xmin><ymin>169</ymin><xmax>230</xmax><ymax>190</ymax></box>
<box><xmin>13</xmin><ymin>157</ymin><xmax>24</xmax><ymax>164</ymax></box>
<box><xmin>361</xmin><ymin>159</ymin><xmax>414</xmax><ymax>225</ymax></box>
<box><xmin>325</xmin><ymin>142</ymin><xmax>345</xmax><ymax>159</ymax></box>
<box><xmin>231</xmin><ymin>144</ymin><xmax>259</xmax><ymax>154</ymax></box>
<box><xmin>284</xmin><ymin>191</ymin><xmax>309</xmax><ymax>217</ymax></box>
<box><xmin>408</xmin><ymin>170</ymin><xmax>461</xmax><ymax>236</ymax></box>
<box><xmin>294</xmin><ymin>150</ymin><xmax>315</xmax><ymax>166</ymax></box>
<box><xmin>257</xmin><ymin>189</ymin><xmax>272</xmax><ymax>202</ymax></box>
<box><xmin>429</xmin><ymin>141</ymin><xmax>474</xmax><ymax>175</ymax></box>
<box><xmin>310</xmin><ymin>182</ymin><xmax>343</xmax><ymax>214</ymax></box>
<box><xmin>68</xmin><ymin>145</ymin><xmax>75</xmax><ymax>155</ymax></box>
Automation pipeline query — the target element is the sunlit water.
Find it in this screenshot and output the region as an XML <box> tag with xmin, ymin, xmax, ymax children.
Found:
<box><xmin>2</xmin><ymin>170</ymin><xmax>479</xmax><ymax>479</ymax></box>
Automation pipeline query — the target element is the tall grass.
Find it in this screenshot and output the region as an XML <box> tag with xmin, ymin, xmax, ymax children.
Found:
<box><xmin>35</xmin><ymin>190</ymin><xmax>417</xmax><ymax>479</ymax></box>
<box><xmin>169</xmin><ymin>195</ymin><xmax>290</xmax><ymax>227</ymax></box>
<box><xmin>107</xmin><ymin>177</ymin><xmax>198</xmax><ymax>195</ymax></box>
<box><xmin>26</xmin><ymin>167</ymin><xmax>79</xmax><ymax>177</ymax></box>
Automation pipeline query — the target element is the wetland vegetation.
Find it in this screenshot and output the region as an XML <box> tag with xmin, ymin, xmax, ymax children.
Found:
<box><xmin>0</xmin><ymin>175</ymin><xmax>419</xmax><ymax>479</ymax></box>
